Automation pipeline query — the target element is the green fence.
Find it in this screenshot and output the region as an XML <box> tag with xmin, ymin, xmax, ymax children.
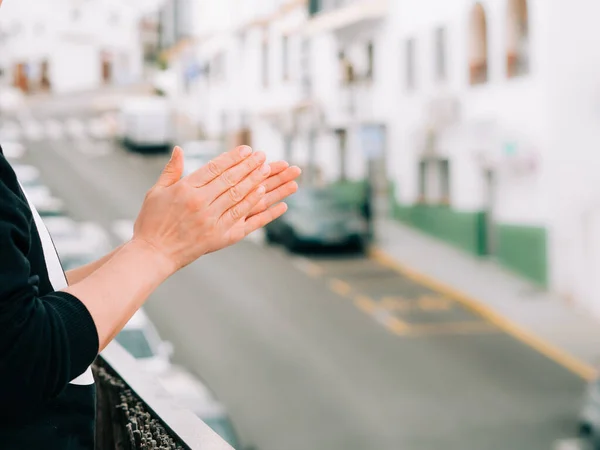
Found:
<box><xmin>495</xmin><ymin>224</ymin><xmax>548</xmax><ymax>286</ymax></box>
<box><xmin>392</xmin><ymin>203</ymin><xmax>488</xmax><ymax>257</ymax></box>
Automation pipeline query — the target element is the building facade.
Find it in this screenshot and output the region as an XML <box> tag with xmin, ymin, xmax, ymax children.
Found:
<box><xmin>181</xmin><ymin>0</ymin><xmax>600</xmax><ymax>318</ymax></box>
<box><xmin>0</xmin><ymin>0</ymin><xmax>146</xmax><ymax>94</ymax></box>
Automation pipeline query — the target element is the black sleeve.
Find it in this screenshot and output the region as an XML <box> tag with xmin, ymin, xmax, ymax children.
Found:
<box><xmin>0</xmin><ymin>161</ymin><xmax>99</xmax><ymax>420</ymax></box>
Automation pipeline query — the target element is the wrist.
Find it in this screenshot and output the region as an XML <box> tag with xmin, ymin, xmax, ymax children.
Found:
<box><xmin>126</xmin><ymin>238</ymin><xmax>178</xmax><ymax>279</ymax></box>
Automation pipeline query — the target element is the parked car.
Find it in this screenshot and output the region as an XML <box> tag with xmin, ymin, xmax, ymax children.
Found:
<box><xmin>1</xmin><ymin>141</ymin><xmax>26</xmax><ymax>160</ymax></box>
<box><xmin>264</xmin><ymin>187</ymin><xmax>368</xmax><ymax>252</ymax></box>
<box><xmin>579</xmin><ymin>375</ymin><xmax>600</xmax><ymax>448</ymax></box>
<box><xmin>118</xmin><ymin>96</ymin><xmax>174</xmax><ymax>152</ymax></box>
<box><xmin>157</xmin><ymin>366</ymin><xmax>244</xmax><ymax>449</ymax></box>
<box><xmin>181</xmin><ymin>140</ymin><xmax>221</xmax><ymax>176</ymax></box>
<box><xmin>43</xmin><ymin>216</ymin><xmax>111</xmax><ymax>265</ymax></box>
<box><xmin>114</xmin><ymin>309</ymin><xmax>173</xmax><ymax>374</ymax></box>
<box><xmin>12</xmin><ymin>164</ymin><xmax>66</xmax><ymax>215</ymax></box>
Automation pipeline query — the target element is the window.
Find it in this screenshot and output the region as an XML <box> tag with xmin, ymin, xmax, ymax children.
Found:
<box><xmin>282</xmin><ymin>35</ymin><xmax>290</xmax><ymax>81</ymax></box>
<box><xmin>418</xmin><ymin>158</ymin><xmax>451</xmax><ymax>204</ymax></box>
<box><xmin>506</xmin><ymin>0</ymin><xmax>529</xmax><ymax>77</ymax></box>
<box><xmin>262</xmin><ymin>40</ymin><xmax>269</xmax><ymax>88</ymax></box>
<box><xmin>468</xmin><ymin>3</ymin><xmax>489</xmax><ymax>85</ymax></box>
<box><xmin>339</xmin><ymin>50</ymin><xmax>355</xmax><ymax>85</ymax></box>
<box><xmin>405</xmin><ymin>38</ymin><xmax>416</xmax><ymax>90</ymax></box>
<box><xmin>418</xmin><ymin>160</ymin><xmax>427</xmax><ymax>201</ymax></box>
<box><xmin>366</xmin><ymin>41</ymin><xmax>374</xmax><ymax>81</ymax></box>
<box><xmin>434</xmin><ymin>27</ymin><xmax>447</xmax><ymax>82</ymax></box>
<box><xmin>438</xmin><ymin>159</ymin><xmax>451</xmax><ymax>203</ymax></box>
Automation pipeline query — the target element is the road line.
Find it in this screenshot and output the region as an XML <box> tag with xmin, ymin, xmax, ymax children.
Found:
<box><xmin>385</xmin><ymin>316</ymin><xmax>411</xmax><ymax>335</ymax></box>
<box><xmin>405</xmin><ymin>321</ymin><xmax>498</xmax><ymax>337</ymax></box>
<box><xmin>329</xmin><ymin>278</ymin><xmax>352</xmax><ymax>297</ymax></box>
<box><xmin>370</xmin><ymin>247</ymin><xmax>597</xmax><ymax>380</ymax></box>
<box><xmin>354</xmin><ymin>295</ymin><xmax>377</xmax><ymax>313</ymax></box>
<box><xmin>291</xmin><ymin>257</ymin><xmax>324</xmax><ymax>277</ymax></box>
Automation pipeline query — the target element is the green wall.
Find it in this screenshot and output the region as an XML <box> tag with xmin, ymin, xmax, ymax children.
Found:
<box><xmin>392</xmin><ymin>203</ymin><xmax>488</xmax><ymax>257</ymax></box>
<box><xmin>495</xmin><ymin>224</ymin><xmax>548</xmax><ymax>286</ymax></box>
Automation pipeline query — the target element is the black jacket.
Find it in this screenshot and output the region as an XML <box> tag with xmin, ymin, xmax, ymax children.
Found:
<box><xmin>0</xmin><ymin>148</ymin><xmax>99</xmax><ymax>449</ymax></box>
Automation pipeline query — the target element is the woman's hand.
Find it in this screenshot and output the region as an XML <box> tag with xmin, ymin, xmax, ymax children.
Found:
<box><xmin>132</xmin><ymin>145</ymin><xmax>300</xmax><ymax>273</ymax></box>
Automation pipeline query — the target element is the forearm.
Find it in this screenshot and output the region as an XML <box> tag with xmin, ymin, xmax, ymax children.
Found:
<box><xmin>63</xmin><ymin>239</ymin><xmax>175</xmax><ymax>350</ymax></box>
<box><xmin>65</xmin><ymin>244</ymin><xmax>124</xmax><ymax>285</ymax></box>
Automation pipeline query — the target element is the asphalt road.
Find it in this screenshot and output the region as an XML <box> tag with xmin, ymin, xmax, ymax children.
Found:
<box><xmin>6</xmin><ymin>108</ymin><xmax>590</xmax><ymax>450</ymax></box>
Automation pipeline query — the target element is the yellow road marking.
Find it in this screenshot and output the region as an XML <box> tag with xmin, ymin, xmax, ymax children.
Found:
<box><xmin>380</xmin><ymin>296</ymin><xmax>413</xmax><ymax>312</ymax></box>
<box><xmin>354</xmin><ymin>295</ymin><xmax>377</xmax><ymax>313</ymax></box>
<box><xmin>386</xmin><ymin>316</ymin><xmax>411</xmax><ymax>335</ymax></box>
<box><xmin>418</xmin><ymin>295</ymin><xmax>453</xmax><ymax>311</ymax></box>
<box><xmin>329</xmin><ymin>278</ymin><xmax>352</xmax><ymax>297</ymax></box>
<box><xmin>306</xmin><ymin>262</ymin><xmax>324</xmax><ymax>277</ymax></box>
<box><xmin>405</xmin><ymin>321</ymin><xmax>498</xmax><ymax>336</ymax></box>
<box><xmin>370</xmin><ymin>248</ymin><xmax>597</xmax><ymax>380</ymax></box>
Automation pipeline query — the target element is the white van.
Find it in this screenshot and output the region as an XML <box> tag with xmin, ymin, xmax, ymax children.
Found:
<box><xmin>118</xmin><ymin>96</ymin><xmax>174</xmax><ymax>152</ymax></box>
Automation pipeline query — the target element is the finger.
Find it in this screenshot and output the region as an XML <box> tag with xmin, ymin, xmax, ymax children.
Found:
<box><xmin>248</xmin><ymin>180</ymin><xmax>298</xmax><ymax>217</ymax></box>
<box><xmin>211</xmin><ymin>160</ymin><xmax>272</xmax><ymax>211</ymax></box>
<box><xmin>203</xmin><ymin>151</ymin><xmax>266</xmax><ymax>203</ymax></box>
<box><xmin>268</xmin><ymin>161</ymin><xmax>289</xmax><ymax>176</ymax></box>
<box><xmin>184</xmin><ymin>145</ymin><xmax>253</xmax><ymax>187</ymax></box>
<box><xmin>263</xmin><ymin>165</ymin><xmax>301</xmax><ymax>194</ymax></box>
<box><xmin>156</xmin><ymin>147</ymin><xmax>184</xmax><ymax>187</ymax></box>
<box><xmin>220</xmin><ymin>185</ymin><xmax>267</xmax><ymax>229</ymax></box>
<box><xmin>244</xmin><ymin>203</ymin><xmax>288</xmax><ymax>235</ymax></box>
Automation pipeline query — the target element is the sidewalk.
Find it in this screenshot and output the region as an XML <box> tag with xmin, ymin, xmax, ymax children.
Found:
<box><xmin>371</xmin><ymin>218</ymin><xmax>600</xmax><ymax>381</ymax></box>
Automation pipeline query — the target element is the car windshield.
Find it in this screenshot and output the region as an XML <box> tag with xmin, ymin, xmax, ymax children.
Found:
<box><xmin>202</xmin><ymin>417</ymin><xmax>240</xmax><ymax>448</ymax></box>
<box><xmin>289</xmin><ymin>191</ymin><xmax>354</xmax><ymax>213</ymax></box>
<box><xmin>115</xmin><ymin>329</ymin><xmax>155</xmax><ymax>359</ymax></box>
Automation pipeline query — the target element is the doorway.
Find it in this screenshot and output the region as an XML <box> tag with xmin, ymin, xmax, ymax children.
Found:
<box><xmin>334</xmin><ymin>128</ymin><xmax>347</xmax><ymax>181</ymax></box>
<box><xmin>483</xmin><ymin>169</ymin><xmax>497</xmax><ymax>256</ymax></box>
<box><xmin>101</xmin><ymin>53</ymin><xmax>112</xmax><ymax>84</ymax></box>
<box><xmin>14</xmin><ymin>63</ymin><xmax>29</xmax><ymax>93</ymax></box>
<box><xmin>40</xmin><ymin>60</ymin><xmax>50</xmax><ymax>91</ymax></box>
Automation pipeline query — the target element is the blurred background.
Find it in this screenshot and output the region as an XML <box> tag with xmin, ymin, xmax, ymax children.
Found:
<box><xmin>1</xmin><ymin>0</ymin><xmax>600</xmax><ymax>449</ymax></box>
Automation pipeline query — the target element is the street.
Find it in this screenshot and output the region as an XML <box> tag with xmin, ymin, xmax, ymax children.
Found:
<box><xmin>9</xmin><ymin>107</ymin><xmax>590</xmax><ymax>450</ymax></box>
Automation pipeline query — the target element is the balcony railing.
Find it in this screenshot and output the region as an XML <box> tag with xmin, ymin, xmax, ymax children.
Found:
<box><xmin>94</xmin><ymin>341</ymin><xmax>233</xmax><ymax>450</ymax></box>
<box><xmin>306</xmin><ymin>0</ymin><xmax>387</xmax><ymax>33</ymax></box>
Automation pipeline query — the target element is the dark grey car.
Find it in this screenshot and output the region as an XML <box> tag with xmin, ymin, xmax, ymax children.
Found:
<box><xmin>265</xmin><ymin>188</ymin><xmax>368</xmax><ymax>252</ymax></box>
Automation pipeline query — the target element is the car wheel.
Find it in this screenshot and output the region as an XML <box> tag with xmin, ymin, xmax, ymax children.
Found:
<box><xmin>284</xmin><ymin>229</ymin><xmax>301</xmax><ymax>252</ymax></box>
<box><xmin>265</xmin><ymin>229</ymin><xmax>278</xmax><ymax>245</ymax></box>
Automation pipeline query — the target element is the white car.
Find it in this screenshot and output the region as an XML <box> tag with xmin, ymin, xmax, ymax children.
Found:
<box><xmin>65</xmin><ymin>118</ymin><xmax>87</xmax><ymax>140</ymax></box>
<box><xmin>13</xmin><ymin>164</ymin><xmax>52</xmax><ymax>198</ymax></box>
<box><xmin>0</xmin><ymin>121</ymin><xmax>22</xmax><ymax>141</ymax></box>
<box><xmin>157</xmin><ymin>366</ymin><xmax>243</xmax><ymax>449</ymax></box>
<box><xmin>182</xmin><ymin>140</ymin><xmax>221</xmax><ymax>176</ymax></box>
<box><xmin>580</xmin><ymin>376</ymin><xmax>600</xmax><ymax>448</ymax></box>
<box><xmin>12</xmin><ymin>164</ymin><xmax>66</xmax><ymax>215</ymax></box>
<box><xmin>2</xmin><ymin>141</ymin><xmax>26</xmax><ymax>160</ymax></box>
<box><xmin>0</xmin><ymin>87</ymin><xmax>25</xmax><ymax>114</ymax></box>
<box><xmin>43</xmin><ymin>216</ymin><xmax>111</xmax><ymax>264</ymax></box>
<box><xmin>114</xmin><ymin>308</ymin><xmax>173</xmax><ymax>374</ymax></box>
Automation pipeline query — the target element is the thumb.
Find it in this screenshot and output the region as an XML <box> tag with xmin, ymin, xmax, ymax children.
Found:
<box><xmin>156</xmin><ymin>146</ymin><xmax>184</xmax><ymax>187</ymax></box>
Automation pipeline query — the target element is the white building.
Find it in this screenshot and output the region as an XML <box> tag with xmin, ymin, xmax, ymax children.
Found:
<box><xmin>0</xmin><ymin>0</ymin><xmax>150</xmax><ymax>94</ymax></box>
<box><xmin>183</xmin><ymin>0</ymin><xmax>600</xmax><ymax>318</ymax></box>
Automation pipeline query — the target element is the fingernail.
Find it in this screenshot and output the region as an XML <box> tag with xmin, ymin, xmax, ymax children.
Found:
<box><xmin>260</xmin><ymin>163</ymin><xmax>270</xmax><ymax>175</ymax></box>
<box><xmin>257</xmin><ymin>185</ymin><xmax>266</xmax><ymax>195</ymax></box>
<box><xmin>240</xmin><ymin>146</ymin><xmax>252</xmax><ymax>157</ymax></box>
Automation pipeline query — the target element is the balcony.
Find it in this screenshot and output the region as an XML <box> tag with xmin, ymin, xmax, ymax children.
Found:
<box><xmin>305</xmin><ymin>0</ymin><xmax>387</xmax><ymax>34</ymax></box>
<box><xmin>94</xmin><ymin>341</ymin><xmax>233</xmax><ymax>450</ymax></box>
